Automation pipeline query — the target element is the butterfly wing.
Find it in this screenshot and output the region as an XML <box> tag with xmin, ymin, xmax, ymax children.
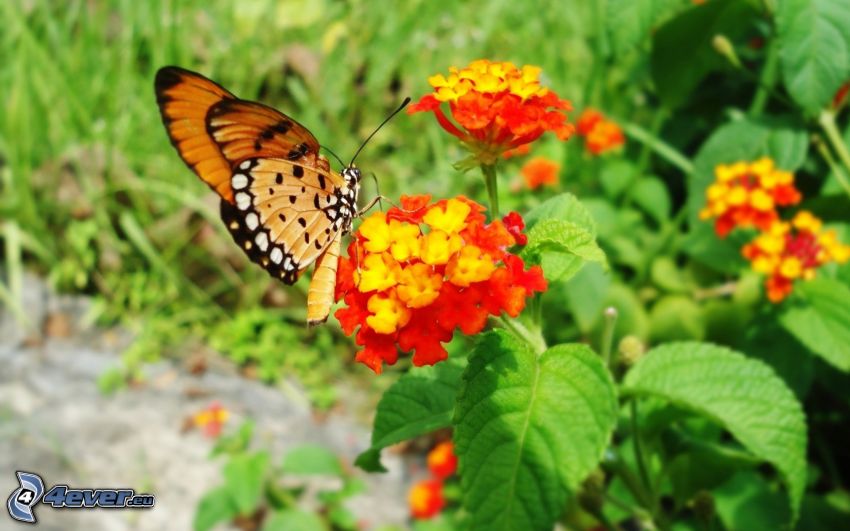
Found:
<box><xmin>155</xmin><ymin>67</ymin><xmax>349</xmax><ymax>324</ymax></box>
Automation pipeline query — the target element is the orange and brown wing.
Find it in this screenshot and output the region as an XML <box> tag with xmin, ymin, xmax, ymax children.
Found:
<box><xmin>155</xmin><ymin>66</ymin><xmax>237</xmax><ymax>201</ymax></box>
<box><xmin>221</xmin><ymin>157</ymin><xmax>345</xmax><ymax>285</ymax></box>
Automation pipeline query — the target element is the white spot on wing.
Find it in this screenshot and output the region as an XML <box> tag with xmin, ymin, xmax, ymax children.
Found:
<box><xmin>284</xmin><ymin>257</ymin><xmax>293</xmax><ymax>271</ymax></box>
<box><xmin>255</xmin><ymin>231</ymin><xmax>269</xmax><ymax>251</ymax></box>
<box><xmin>270</xmin><ymin>247</ymin><xmax>283</xmax><ymax>264</ymax></box>
<box><xmin>239</xmin><ymin>160</ymin><xmax>252</xmax><ymax>170</ymax></box>
<box><xmin>245</xmin><ymin>212</ymin><xmax>259</xmax><ymax>231</ymax></box>
<box><xmin>236</xmin><ymin>192</ymin><xmax>251</xmax><ymax>211</ymax></box>
<box><xmin>232</xmin><ymin>174</ymin><xmax>248</xmax><ymax>190</ymax></box>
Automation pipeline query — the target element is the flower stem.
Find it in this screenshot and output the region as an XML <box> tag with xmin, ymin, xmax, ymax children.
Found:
<box><xmin>600</xmin><ymin>306</ymin><xmax>618</xmax><ymax>367</ymax></box>
<box><xmin>481</xmin><ymin>163</ymin><xmax>500</xmax><ymax>219</ymax></box>
<box><xmin>819</xmin><ymin>109</ymin><xmax>850</xmax><ymax>184</ymax></box>
<box><xmin>748</xmin><ymin>32</ymin><xmax>779</xmax><ymax>116</ymax></box>
<box><xmin>496</xmin><ymin>315</ymin><xmax>546</xmax><ymax>354</ymax></box>
<box><xmin>630</xmin><ymin>400</ymin><xmax>657</xmax><ymax>516</ymax></box>
<box><xmin>620</xmin><ymin>120</ymin><xmax>694</xmax><ymax>174</ymax></box>
<box><xmin>813</xmin><ymin>134</ymin><xmax>850</xmax><ymax>199</ymax></box>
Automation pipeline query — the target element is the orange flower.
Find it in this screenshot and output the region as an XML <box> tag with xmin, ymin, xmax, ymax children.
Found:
<box><xmin>575</xmin><ymin>108</ymin><xmax>625</xmax><ymax>155</ymax></box>
<box><xmin>334</xmin><ymin>195</ymin><xmax>546</xmax><ymax>374</ymax></box>
<box><xmin>427</xmin><ymin>441</ymin><xmax>458</xmax><ymax>480</ymax></box>
<box><xmin>409</xmin><ymin>60</ymin><xmax>574</xmax><ymax>165</ymax></box>
<box><xmin>193</xmin><ymin>401</ymin><xmax>229</xmax><ymax>438</ymax></box>
<box><xmin>502</xmin><ymin>143</ymin><xmax>531</xmax><ymax>159</ymax></box>
<box><xmin>742</xmin><ymin>211</ymin><xmax>850</xmax><ymax>302</ymax></box>
<box><xmin>408</xmin><ymin>479</ymin><xmax>445</xmax><ymax>519</ymax></box>
<box><xmin>700</xmin><ymin>158</ymin><xmax>802</xmax><ymax>237</ymax></box>
<box><xmin>521</xmin><ymin>157</ymin><xmax>560</xmax><ymax>189</ymax></box>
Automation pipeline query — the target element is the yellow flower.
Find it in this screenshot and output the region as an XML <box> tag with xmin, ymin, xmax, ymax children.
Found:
<box><xmin>388</xmin><ymin>220</ymin><xmax>421</xmax><ymax>262</ymax></box>
<box><xmin>423</xmin><ymin>199</ymin><xmax>471</xmax><ymax>233</ymax></box>
<box><xmin>360</xmin><ymin>212</ymin><xmax>392</xmax><ymax>253</ymax></box>
<box><xmin>357</xmin><ymin>252</ymin><xmax>401</xmax><ymax>292</ymax></box>
<box><xmin>420</xmin><ymin>230</ymin><xmax>463</xmax><ymax>266</ymax></box>
<box><xmin>397</xmin><ymin>263</ymin><xmax>443</xmax><ymax>308</ymax></box>
<box><xmin>446</xmin><ymin>245</ymin><xmax>496</xmax><ymax>287</ymax></box>
<box><xmin>779</xmin><ymin>257</ymin><xmax>803</xmax><ymax>279</ymax></box>
<box><xmin>366</xmin><ymin>290</ymin><xmax>411</xmax><ymax>334</ymax></box>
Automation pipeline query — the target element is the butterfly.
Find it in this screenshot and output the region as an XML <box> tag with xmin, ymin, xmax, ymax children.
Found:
<box><xmin>154</xmin><ymin>66</ymin><xmax>371</xmax><ymax>325</ymax></box>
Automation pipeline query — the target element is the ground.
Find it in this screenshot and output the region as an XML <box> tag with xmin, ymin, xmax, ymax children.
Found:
<box><xmin>0</xmin><ymin>276</ymin><xmax>411</xmax><ymax>531</ymax></box>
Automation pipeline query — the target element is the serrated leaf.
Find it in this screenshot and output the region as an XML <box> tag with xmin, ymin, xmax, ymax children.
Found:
<box><xmin>607</xmin><ymin>0</ymin><xmax>682</xmax><ymax>54</ymax></box>
<box><xmin>780</xmin><ymin>277</ymin><xmax>850</xmax><ymax>372</ymax></box>
<box><xmin>454</xmin><ymin>331</ymin><xmax>618</xmax><ymax>531</ymax></box>
<box><xmin>650</xmin><ymin>0</ymin><xmax>759</xmax><ymax>108</ymax></box>
<box><xmin>521</xmin><ymin>219</ymin><xmax>607</xmax><ymax>283</ymax></box>
<box><xmin>282</xmin><ymin>445</ymin><xmax>343</xmax><ymax>477</ymax></box>
<box><xmin>355</xmin><ymin>361</ymin><xmax>464</xmax><ymax>472</ymax></box>
<box><xmin>193</xmin><ymin>485</ymin><xmax>237</xmax><ymax>531</ymax></box>
<box><xmin>524</xmin><ymin>192</ymin><xmax>597</xmax><ymax>235</ymax></box>
<box><xmin>622</xmin><ymin>342</ymin><xmax>807</xmax><ymax>523</ymax></box>
<box><xmin>224</xmin><ymin>452</ymin><xmax>269</xmax><ymax>516</ymax></box>
<box><xmin>262</xmin><ymin>509</ymin><xmax>326</xmax><ymax>531</ymax></box>
<box><xmin>777</xmin><ymin>0</ymin><xmax>850</xmax><ymax>114</ymax></box>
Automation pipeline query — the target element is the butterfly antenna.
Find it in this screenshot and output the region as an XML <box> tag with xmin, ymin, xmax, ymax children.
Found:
<box><xmin>349</xmin><ymin>97</ymin><xmax>411</xmax><ymax>166</ymax></box>
<box><xmin>320</xmin><ymin>145</ymin><xmax>346</xmax><ymax>168</ymax></box>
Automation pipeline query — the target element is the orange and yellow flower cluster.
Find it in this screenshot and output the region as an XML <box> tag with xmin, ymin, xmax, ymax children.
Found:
<box><xmin>193</xmin><ymin>401</ymin><xmax>229</xmax><ymax>438</ymax></box>
<box><xmin>699</xmin><ymin>158</ymin><xmax>801</xmax><ymax>237</ymax></box>
<box><xmin>576</xmin><ymin>108</ymin><xmax>625</xmax><ymax>155</ymax></box>
<box><xmin>408</xmin><ymin>441</ymin><xmax>458</xmax><ymax>520</ymax></box>
<box><xmin>742</xmin><ymin>211</ymin><xmax>850</xmax><ymax>302</ymax></box>
<box><xmin>334</xmin><ymin>195</ymin><xmax>546</xmax><ymax>374</ymax></box>
<box><xmin>408</xmin><ymin>60</ymin><xmax>574</xmax><ymax>164</ymax></box>
<box><xmin>521</xmin><ymin>157</ymin><xmax>560</xmax><ymax>189</ymax></box>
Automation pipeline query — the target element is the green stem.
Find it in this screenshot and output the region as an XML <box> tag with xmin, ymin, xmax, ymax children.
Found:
<box><xmin>620</xmin><ymin>121</ymin><xmax>694</xmax><ymax>174</ymax></box>
<box><xmin>495</xmin><ymin>315</ymin><xmax>546</xmax><ymax>354</ymax></box>
<box><xmin>481</xmin><ymin>163</ymin><xmax>500</xmax><ymax>219</ymax></box>
<box><xmin>631</xmin><ymin>400</ymin><xmax>657</xmax><ymax>516</ymax></box>
<box><xmin>819</xmin><ymin>109</ymin><xmax>850</xmax><ymax>182</ymax></box>
<box><xmin>600</xmin><ymin>307</ymin><xmax>618</xmax><ymax>367</ymax></box>
<box><xmin>813</xmin><ymin>134</ymin><xmax>850</xmax><ymax>199</ymax></box>
<box><xmin>748</xmin><ymin>32</ymin><xmax>779</xmax><ymax>116</ymax></box>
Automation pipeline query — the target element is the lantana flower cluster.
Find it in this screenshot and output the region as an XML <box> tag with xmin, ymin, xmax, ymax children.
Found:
<box><xmin>192</xmin><ymin>401</ymin><xmax>229</xmax><ymax>438</ymax></box>
<box><xmin>576</xmin><ymin>108</ymin><xmax>625</xmax><ymax>155</ymax></box>
<box><xmin>699</xmin><ymin>157</ymin><xmax>801</xmax><ymax>237</ymax></box>
<box><xmin>702</xmin><ymin>157</ymin><xmax>849</xmax><ymax>302</ymax></box>
<box><xmin>408</xmin><ymin>59</ymin><xmax>574</xmax><ymax>164</ymax></box>
<box><xmin>742</xmin><ymin>211</ymin><xmax>850</xmax><ymax>302</ymax></box>
<box><xmin>521</xmin><ymin>157</ymin><xmax>561</xmax><ymax>189</ymax></box>
<box><xmin>408</xmin><ymin>441</ymin><xmax>458</xmax><ymax>520</ymax></box>
<box><xmin>334</xmin><ymin>195</ymin><xmax>546</xmax><ymax>374</ymax></box>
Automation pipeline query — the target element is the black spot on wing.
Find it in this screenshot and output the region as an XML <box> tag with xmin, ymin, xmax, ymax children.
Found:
<box><xmin>287</xmin><ymin>142</ymin><xmax>310</xmax><ymax>160</ymax></box>
<box><xmin>293</xmin><ymin>165</ymin><xmax>304</xmax><ymax>178</ymax></box>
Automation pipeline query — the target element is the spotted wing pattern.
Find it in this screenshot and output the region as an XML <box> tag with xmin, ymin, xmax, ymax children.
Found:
<box><xmin>154</xmin><ymin>66</ymin><xmax>357</xmax><ymax>324</ymax></box>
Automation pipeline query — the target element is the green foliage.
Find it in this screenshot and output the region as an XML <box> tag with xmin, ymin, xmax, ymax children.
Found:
<box><xmin>521</xmin><ymin>219</ymin><xmax>607</xmax><ymax>282</ymax></box>
<box><xmin>622</xmin><ymin>342</ymin><xmax>807</xmax><ymax>523</ymax></box>
<box><xmin>454</xmin><ymin>331</ymin><xmax>617</xmax><ymax>531</ymax></box>
<box><xmin>777</xmin><ymin>0</ymin><xmax>850</xmax><ymax>114</ymax></box>
<box><xmin>780</xmin><ymin>277</ymin><xmax>850</xmax><ymax>371</ymax></box>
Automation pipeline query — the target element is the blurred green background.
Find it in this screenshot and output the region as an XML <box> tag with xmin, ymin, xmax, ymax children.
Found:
<box><xmin>0</xmin><ymin>0</ymin><xmax>606</xmax><ymax>404</ymax></box>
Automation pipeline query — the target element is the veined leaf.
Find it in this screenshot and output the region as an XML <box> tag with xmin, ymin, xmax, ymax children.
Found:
<box><xmin>780</xmin><ymin>277</ymin><xmax>850</xmax><ymax>372</ymax></box>
<box><xmin>355</xmin><ymin>361</ymin><xmax>464</xmax><ymax>472</ymax></box>
<box><xmin>523</xmin><ymin>192</ymin><xmax>597</xmax><ymax>235</ymax></box>
<box><xmin>454</xmin><ymin>331</ymin><xmax>618</xmax><ymax>531</ymax></box>
<box><xmin>622</xmin><ymin>342</ymin><xmax>807</xmax><ymax>523</ymax></box>
<box><xmin>521</xmin><ymin>219</ymin><xmax>607</xmax><ymax>283</ymax></box>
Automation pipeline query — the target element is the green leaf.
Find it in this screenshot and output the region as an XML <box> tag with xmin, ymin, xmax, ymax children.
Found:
<box><xmin>714</xmin><ymin>471</ymin><xmax>789</xmax><ymax>530</ymax></box>
<box><xmin>600</xmin><ymin>159</ymin><xmax>636</xmax><ymax>200</ymax></box>
<box><xmin>223</xmin><ymin>452</ymin><xmax>269</xmax><ymax>516</ymax></box>
<box><xmin>630</xmin><ymin>177</ymin><xmax>671</xmax><ymax>225</ymax></box>
<box><xmin>355</xmin><ymin>361</ymin><xmax>464</xmax><ymax>472</ymax></box>
<box><xmin>564</xmin><ymin>263</ymin><xmax>611</xmax><ymax>333</ymax></box>
<box><xmin>194</xmin><ymin>486</ymin><xmax>237</xmax><ymax>531</ymax></box>
<box><xmin>649</xmin><ymin>295</ymin><xmax>705</xmax><ymax>342</ymax></box>
<box><xmin>780</xmin><ymin>277</ymin><xmax>850</xmax><ymax>371</ymax></box>
<box><xmin>622</xmin><ymin>342</ymin><xmax>807</xmax><ymax>523</ymax></box>
<box><xmin>607</xmin><ymin>0</ymin><xmax>682</xmax><ymax>54</ymax></box>
<box><xmin>282</xmin><ymin>445</ymin><xmax>343</xmax><ymax>477</ymax></box>
<box><xmin>262</xmin><ymin>509</ymin><xmax>326</xmax><ymax>531</ymax></box>
<box><xmin>650</xmin><ymin>0</ymin><xmax>759</xmax><ymax>108</ymax></box>
<box><xmin>777</xmin><ymin>0</ymin><xmax>850</xmax><ymax>114</ymax></box>
<box><xmin>523</xmin><ymin>192</ymin><xmax>597</xmax><ymax>235</ymax></box>
<box><xmin>521</xmin><ymin>219</ymin><xmax>607</xmax><ymax>283</ymax></box>
<box><xmin>454</xmin><ymin>331</ymin><xmax>618</xmax><ymax>531</ymax></box>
